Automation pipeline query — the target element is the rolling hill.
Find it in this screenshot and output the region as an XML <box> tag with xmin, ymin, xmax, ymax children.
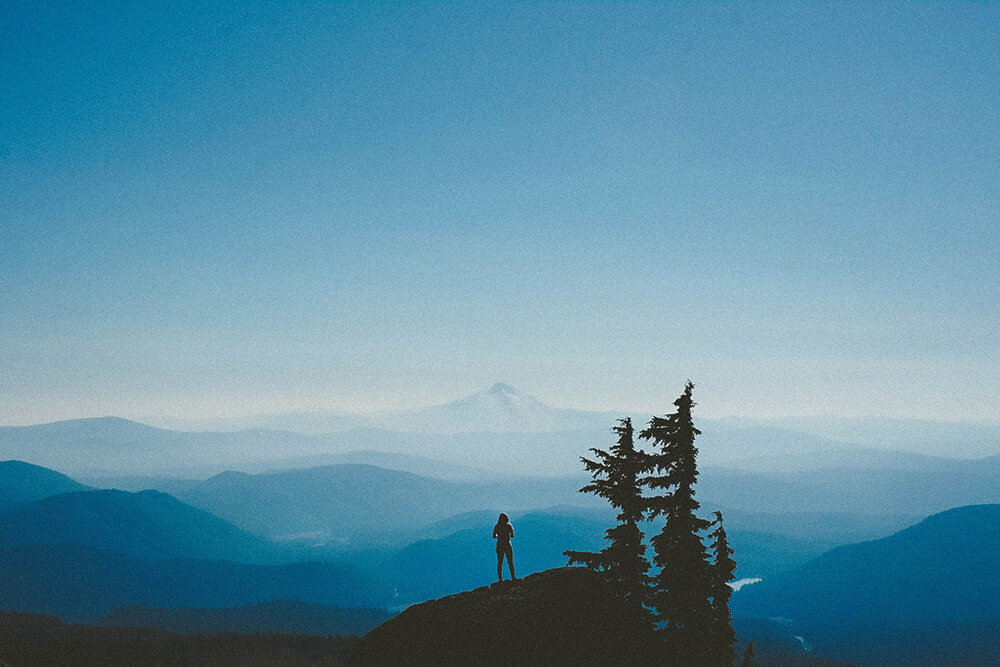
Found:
<box><xmin>733</xmin><ymin>504</ymin><xmax>1000</xmax><ymax>665</ymax></box>
<box><xmin>0</xmin><ymin>488</ymin><xmax>285</xmax><ymax>563</ymax></box>
<box><xmin>0</xmin><ymin>459</ymin><xmax>90</xmax><ymax>512</ymax></box>
<box><xmin>176</xmin><ymin>464</ymin><xmax>597</xmax><ymax>544</ymax></box>
<box><xmin>0</xmin><ymin>543</ymin><xmax>392</xmax><ymax>622</ymax></box>
<box><xmin>734</xmin><ymin>503</ymin><xmax>1000</xmax><ymax>629</ymax></box>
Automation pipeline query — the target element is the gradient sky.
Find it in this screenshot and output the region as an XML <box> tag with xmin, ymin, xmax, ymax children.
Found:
<box><xmin>2</xmin><ymin>2</ymin><xmax>998</xmax><ymax>425</ymax></box>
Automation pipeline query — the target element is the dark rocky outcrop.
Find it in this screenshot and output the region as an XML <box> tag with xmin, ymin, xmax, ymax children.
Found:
<box><xmin>347</xmin><ymin>567</ymin><xmax>660</xmax><ymax>666</ymax></box>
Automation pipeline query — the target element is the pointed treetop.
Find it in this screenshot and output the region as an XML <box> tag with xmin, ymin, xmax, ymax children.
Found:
<box><xmin>674</xmin><ymin>380</ymin><xmax>696</xmax><ymax>409</ymax></box>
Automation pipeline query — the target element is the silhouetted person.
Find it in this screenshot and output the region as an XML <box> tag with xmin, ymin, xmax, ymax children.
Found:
<box><xmin>493</xmin><ymin>512</ymin><xmax>516</xmax><ymax>582</ymax></box>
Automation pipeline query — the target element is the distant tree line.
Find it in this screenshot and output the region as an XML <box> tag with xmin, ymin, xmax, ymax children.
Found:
<box><xmin>566</xmin><ymin>382</ymin><xmax>741</xmax><ymax>666</ymax></box>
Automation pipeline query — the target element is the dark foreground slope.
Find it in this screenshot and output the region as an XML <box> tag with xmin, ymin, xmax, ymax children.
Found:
<box><xmin>347</xmin><ymin>567</ymin><xmax>658</xmax><ymax>667</ymax></box>
<box><xmin>0</xmin><ymin>610</ymin><xmax>355</xmax><ymax>667</ymax></box>
<box><xmin>98</xmin><ymin>600</ymin><xmax>390</xmax><ymax>637</ymax></box>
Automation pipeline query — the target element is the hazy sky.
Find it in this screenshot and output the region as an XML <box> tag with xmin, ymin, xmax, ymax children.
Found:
<box><xmin>2</xmin><ymin>2</ymin><xmax>998</xmax><ymax>425</ymax></box>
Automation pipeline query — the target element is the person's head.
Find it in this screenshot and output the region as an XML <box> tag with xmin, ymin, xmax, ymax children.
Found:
<box><xmin>498</xmin><ymin>512</ymin><xmax>509</xmax><ymax>525</ymax></box>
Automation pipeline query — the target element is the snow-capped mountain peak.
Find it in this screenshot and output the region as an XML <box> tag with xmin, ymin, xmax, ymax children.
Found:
<box><xmin>462</xmin><ymin>383</ymin><xmax>547</xmax><ymax>412</ymax></box>
<box><xmin>487</xmin><ymin>382</ymin><xmax>520</xmax><ymax>397</ymax></box>
<box><xmin>397</xmin><ymin>383</ymin><xmax>611</xmax><ymax>434</ymax></box>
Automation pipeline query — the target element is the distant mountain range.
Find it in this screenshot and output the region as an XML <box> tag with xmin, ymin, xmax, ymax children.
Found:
<box><xmin>3</xmin><ymin>454</ymin><xmax>992</xmax><ymax>576</ymax></box>
<box><xmin>149</xmin><ymin>382</ymin><xmax>622</xmax><ymax>435</ymax></box>
<box><xmin>0</xmin><ymin>416</ymin><xmax>611</xmax><ymax>478</ymax></box>
<box><xmin>0</xmin><ymin>459</ymin><xmax>910</xmax><ymax>613</ymax></box>
<box><xmin>175</xmin><ymin>463</ymin><xmax>598</xmax><ymax>545</ymax></box>
<box><xmin>2</xmin><ymin>453</ymin><xmax>999</xmax><ymax>667</ymax></box>
<box><xmin>731</xmin><ymin>415</ymin><xmax>1000</xmax><ymax>458</ymax></box>
<box><xmin>2</xmin><ymin>381</ymin><xmax>998</xmax><ymax>667</ymax></box>
<box><xmin>3</xmin><ymin>384</ymin><xmax>998</xmax><ymax>477</ymax></box>
<box><xmin>0</xmin><ymin>417</ymin><xmax>321</xmax><ymax>476</ymax></box>
<box><xmin>145</xmin><ymin>382</ymin><xmax>1000</xmax><ymax>457</ymax></box>
<box><xmin>385</xmin><ymin>382</ymin><xmax>621</xmax><ymax>434</ymax></box>
<box><xmin>0</xmin><ymin>459</ymin><xmax>894</xmax><ymax>579</ymax></box>
<box><xmin>699</xmin><ymin>455</ymin><xmax>1000</xmax><ymax>516</ymax></box>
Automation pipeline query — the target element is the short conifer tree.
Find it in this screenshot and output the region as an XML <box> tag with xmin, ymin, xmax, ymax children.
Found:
<box><xmin>708</xmin><ymin>511</ymin><xmax>737</xmax><ymax>666</ymax></box>
<box><xmin>565</xmin><ymin>417</ymin><xmax>653</xmax><ymax>613</ymax></box>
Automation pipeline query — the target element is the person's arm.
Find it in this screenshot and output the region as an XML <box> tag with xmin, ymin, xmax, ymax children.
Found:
<box><xmin>509</xmin><ymin>525</ymin><xmax>514</xmax><ymax>539</ymax></box>
<box><xmin>492</xmin><ymin>525</ymin><xmax>498</xmax><ymax>539</ymax></box>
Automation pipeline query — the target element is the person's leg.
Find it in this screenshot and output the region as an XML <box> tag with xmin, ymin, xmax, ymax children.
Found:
<box><xmin>496</xmin><ymin>549</ymin><xmax>504</xmax><ymax>582</ymax></box>
<box><xmin>506</xmin><ymin>546</ymin><xmax>516</xmax><ymax>580</ymax></box>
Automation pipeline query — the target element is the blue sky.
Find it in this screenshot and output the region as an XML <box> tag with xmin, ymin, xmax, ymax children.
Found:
<box><xmin>2</xmin><ymin>2</ymin><xmax>998</xmax><ymax>424</ymax></box>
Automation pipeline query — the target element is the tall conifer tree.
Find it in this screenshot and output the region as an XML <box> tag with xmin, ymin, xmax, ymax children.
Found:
<box><xmin>708</xmin><ymin>511</ymin><xmax>737</xmax><ymax>665</ymax></box>
<box><xmin>565</xmin><ymin>418</ymin><xmax>652</xmax><ymax>613</ymax></box>
<box><xmin>640</xmin><ymin>381</ymin><xmax>714</xmax><ymax>664</ymax></box>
